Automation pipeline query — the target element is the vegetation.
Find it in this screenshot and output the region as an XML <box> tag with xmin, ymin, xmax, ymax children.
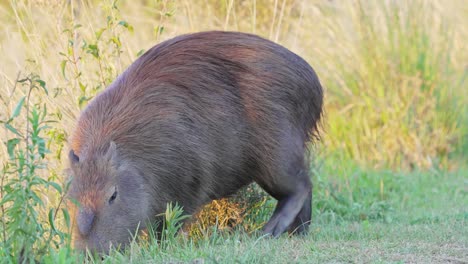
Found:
<box><xmin>0</xmin><ymin>0</ymin><xmax>466</xmax><ymax>263</ymax></box>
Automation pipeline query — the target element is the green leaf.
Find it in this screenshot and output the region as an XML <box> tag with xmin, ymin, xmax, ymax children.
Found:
<box><xmin>78</xmin><ymin>82</ymin><xmax>87</xmax><ymax>93</ymax></box>
<box><xmin>36</xmin><ymin>79</ymin><xmax>48</xmax><ymax>95</ymax></box>
<box><xmin>154</xmin><ymin>26</ymin><xmax>164</xmax><ymax>36</ymax></box>
<box><xmin>95</xmin><ymin>28</ymin><xmax>106</xmax><ymax>40</ymax></box>
<box><xmin>68</xmin><ymin>197</ymin><xmax>80</xmax><ymax>207</ymax></box>
<box><xmin>38</xmin><ymin>139</ymin><xmax>47</xmax><ymax>158</ymax></box>
<box><xmin>5</xmin><ymin>123</ymin><xmax>21</xmax><ymax>137</ymax></box>
<box><xmin>7</xmin><ymin>138</ymin><xmax>20</xmax><ymax>159</ymax></box>
<box><xmin>118</xmin><ymin>20</ymin><xmax>129</xmax><ymax>27</ymax></box>
<box><xmin>0</xmin><ymin>192</ymin><xmax>15</xmax><ymax>206</ymax></box>
<box><xmin>118</xmin><ymin>20</ymin><xmax>134</xmax><ymax>33</ymax></box>
<box><xmin>87</xmin><ymin>44</ymin><xmax>99</xmax><ymax>58</ymax></box>
<box><xmin>60</xmin><ymin>60</ymin><xmax>67</xmax><ymax>79</ymax></box>
<box><xmin>62</xmin><ymin>208</ymin><xmax>71</xmax><ymax>229</ymax></box>
<box><xmin>36</xmin><ymin>79</ymin><xmax>46</xmax><ymax>88</ymax></box>
<box><xmin>136</xmin><ymin>49</ymin><xmax>145</xmax><ymax>57</ymax></box>
<box><xmin>30</xmin><ymin>191</ymin><xmax>45</xmax><ymax>207</ymax></box>
<box><xmin>48</xmin><ymin>182</ymin><xmax>62</xmax><ymax>194</ymax></box>
<box><xmin>43</xmin><ymin>103</ymin><xmax>48</xmax><ymax>118</ymax></box>
<box><xmin>110</xmin><ymin>36</ymin><xmax>122</xmax><ymax>48</ymax></box>
<box><xmin>49</xmin><ymin>208</ymin><xmax>57</xmax><ymax>232</ymax></box>
<box><xmin>11</xmin><ymin>96</ymin><xmax>25</xmax><ymax>120</ymax></box>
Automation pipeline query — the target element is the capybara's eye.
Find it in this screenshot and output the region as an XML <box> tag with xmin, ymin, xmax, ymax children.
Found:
<box><xmin>109</xmin><ymin>190</ymin><xmax>117</xmax><ymax>205</ymax></box>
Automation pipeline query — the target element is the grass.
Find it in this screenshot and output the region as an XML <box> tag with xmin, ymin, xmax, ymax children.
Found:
<box><xmin>81</xmin><ymin>166</ymin><xmax>467</xmax><ymax>263</ymax></box>
<box><xmin>0</xmin><ymin>0</ymin><xmax>467</xmax><ymax>263</ymax></box>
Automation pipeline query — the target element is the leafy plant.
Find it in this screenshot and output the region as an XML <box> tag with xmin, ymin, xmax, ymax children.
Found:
<box><xmin>0</xmin><ymin>74</ymin><xmax>70</xmax><ymax>262</ymax></box>
<box><xmin>59</xmin><ymin>0</ymin><xmax>135</xmax><ymax>109</ymax></box>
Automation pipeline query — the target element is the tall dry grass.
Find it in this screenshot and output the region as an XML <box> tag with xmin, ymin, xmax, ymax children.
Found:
<box><xmin>1</xmin><ymin>0</ymin><xmax>466</xmax><ymax>171</ymax></box>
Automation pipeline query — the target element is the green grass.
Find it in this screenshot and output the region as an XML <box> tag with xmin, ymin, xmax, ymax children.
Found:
<box><xmin>72</xmin><ymin>166</ymin><xmax>465</xmax><ymax>263</ymax></box>
<box><xmin>35</xmin><ymin>163</ymin><xmax>468</xmax><ymax>263</ymax></box>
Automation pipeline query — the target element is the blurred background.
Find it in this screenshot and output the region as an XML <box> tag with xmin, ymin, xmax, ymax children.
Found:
<box><xmin>1</xmin><ymin>0</ymin><xmax>466</xmax><ymax>169</ymax></box>
<box><xmin>0</xmin><ymin>0</ymin><xmax>466</xmax><ymax>262</ymax></box>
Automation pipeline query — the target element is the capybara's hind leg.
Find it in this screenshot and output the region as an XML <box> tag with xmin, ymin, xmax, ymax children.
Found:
<box><xmin>288</xmin><ymin>187</ymin><xmax>311</xmax><ymax>234</ymax></box>
<box><xmin>261</xmin><ymin>169</ymin><xmax>311</xmax><ymax>237</ymax></box>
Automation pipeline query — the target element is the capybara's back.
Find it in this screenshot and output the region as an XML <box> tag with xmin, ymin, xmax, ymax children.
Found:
<box><xmin>68</xmin><ymin>31</ymin><xmax>323</xmax><ymax>253</ymax></box>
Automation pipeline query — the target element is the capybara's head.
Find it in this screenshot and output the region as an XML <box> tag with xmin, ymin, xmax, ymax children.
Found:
<box><xmin>67</xmin><ymin>142</ymin><xmax>151</xmax><ymax>253</ymax></box>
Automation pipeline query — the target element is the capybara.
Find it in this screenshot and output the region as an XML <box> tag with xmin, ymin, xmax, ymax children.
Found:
<box><xmin>67</xmin><ymin>31</ymin><xmax>323</xmax><ymax>253</ymax></box>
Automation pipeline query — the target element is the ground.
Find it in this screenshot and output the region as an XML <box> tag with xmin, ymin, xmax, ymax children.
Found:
<box><xmin>86</xmin><ymin>168</ymin><xmax>467</xmax><ymax>264</ymax></box>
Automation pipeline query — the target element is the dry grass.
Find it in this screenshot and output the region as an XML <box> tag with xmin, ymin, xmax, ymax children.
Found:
<box><xmin>1</xmin><ymin>0</ymin><xmax>466</xmax><ymax>171</ymax></box>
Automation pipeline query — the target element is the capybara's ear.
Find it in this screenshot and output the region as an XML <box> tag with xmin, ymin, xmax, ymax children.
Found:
<box><xmin>69</xmin><ymin>149</ymin><xmax>79</xmax><ymax>165</ymax></box>
<box><xmin>106</xmin><ymin>141</ymin><xmax>118</xmax><ymax>162</ymax></box>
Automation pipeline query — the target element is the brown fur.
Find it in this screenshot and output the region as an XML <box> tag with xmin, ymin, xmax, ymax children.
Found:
<box><xmin>67</xmin><ymin>31</ymin><xmax>323</xmax><ymax>253</ymax></box>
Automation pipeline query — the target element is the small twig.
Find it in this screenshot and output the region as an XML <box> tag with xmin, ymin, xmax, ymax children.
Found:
<box><xmin>53</xmin><ymin>192</ymin><xmax>67</xmax><ymax>222</ymax></box>
<box><xmin>10</xmin><ymin>72</ymin><xmax>21</xmax><ymax>99</ymax></box>
<box><xmin>274</xmin><ymin>0</ymin><xmax>287</xmax><ymax>42</ymax></box>
<box><xmin>0</xmin><ymin>165</ymin><xmax>7</xmax><ymax>244</ymax></box>
<box><xmin>223</xmin><ymin>0</ymin><xmax>234</xmax><ymax>30</ymax></box>
<box><xmin>97</xmin><ymin>55</ymin><xmax>107</xmax><ymax>88</ymax></box>
<box><xmin>269</xmin><ymin>0</ymin><xmax>278</xmax><ymax>39</ymax></box>
<box><xmin>25</xmin><ymin>76</ymin><xmax>34</xmax><ymax>169</ymax></box>
<box><xmin>156</xmin><ymin>0</ymin><xmax>169</xmax><ymax>41</ymax></box>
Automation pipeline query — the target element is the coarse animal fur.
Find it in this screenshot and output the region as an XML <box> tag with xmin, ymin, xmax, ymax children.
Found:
<box><xmin>67</xmin><ymin>31</ymin><xmax>323</xmax><ymax>253</ymax></box>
